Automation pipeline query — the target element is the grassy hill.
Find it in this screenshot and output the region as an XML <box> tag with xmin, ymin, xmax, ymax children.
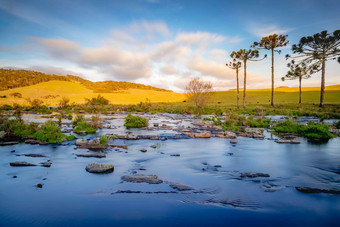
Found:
<box><xmin>0</xmin><ymin>80</ymin><xmax>186</xmax><ymax>106</ymax></box>
<box><xmin>0</xmin><ymin>69</ymin><xmax>170</xmax><ymax>92</ymax></box>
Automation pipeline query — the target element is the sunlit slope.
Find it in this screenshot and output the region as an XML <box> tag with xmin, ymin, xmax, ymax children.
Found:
<box><xmin>0</xmin><ymin>80</ymin><xmax>185</xmax><ymax>105</ymax></box>
<box><xmin>248</xmin><ymin>84</ymin><xmax>340</xmax><ymax>92</ymax></box>
<box><xmin>211</xmin><ymin>88</ymin><xmax>340</xmax><ymax>105</ymax></box>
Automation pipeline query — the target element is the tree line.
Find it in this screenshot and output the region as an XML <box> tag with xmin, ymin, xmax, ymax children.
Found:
<box><xmin>227</xmin><ymin>30</ymin><xmax>339</xmax><ymax>108</ymax></box>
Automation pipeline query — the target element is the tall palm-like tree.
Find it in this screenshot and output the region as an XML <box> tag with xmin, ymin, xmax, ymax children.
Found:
<box><xmin>253</xmin><ymin>34</ymin><xmax>289</xmax><ymax>106</ymax></box>
<box><xmin>287</xmin><ymin>30</ymin><xmax>340</xmax><ymax>107</ymax></box>
<box><xmin>230</xmin><ymin>49</ymin><xmax>265</xmax><ymax>108</ymax></box>
<box><xmin>226</xmin><ymin>59</ymin><xmax>242</xmax><ymax>108</ymax></box>
<box><xmin>281</xmin><ymin>60</ymin><xmax>316</xmax><ymax>104</ymax></box>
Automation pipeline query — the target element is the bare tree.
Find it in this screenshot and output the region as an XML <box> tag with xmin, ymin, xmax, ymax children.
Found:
<box><xmin>226</xmin><ymin>59</ymin><xmax>242</xmax><ymax>108</ymax></box>
<box><xmin>185</xmin><ymin>78</ymin><xmax>213</xmax><ymax>111</ymax></box>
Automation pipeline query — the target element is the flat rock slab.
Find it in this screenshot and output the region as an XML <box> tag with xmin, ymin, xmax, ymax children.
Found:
<box><xmin>241</xmin><ymin>172</ymin><xmax>270</xmax><ymax>178</ymax></box>
<box><xmin>170</xmin><ymin>154</ymin><xmax>180</xmax><ymax>157</ymax></box>
<box><xmin>86</xmin><ymin>162</ymin><xmax>114</xmax><ymax>173</ymax></box>
<box><xmin>296</xmin><ymin>187</ymin><xmax>340</xmax><ymax>194</ymax></box>
<box><xmin>170</xmin><ymin>184</ymin><xmax>193</xmax><ymax>191</ymax></box>
<box><xmin>10</xmin><ymin>161</ymin><xmax>36</xmax><ymax>167</ymax></box>
<box><xmin>41</xmin><ymin>162</ymin><xmax>52</xmax><ymax>167</ymax></box>
<box><xmin>76</xmin><ymin>153</ymin><xmax>106</xmax><ymax>158</ymax></box>
<box><xmin>0</xmin><ymin>141</ymin><xmax>19</xmax><ymax>146</ymax></box>
<box><xmin>121</xmin><ymin>174</ymin><xmax>163</xmax><ymax>184</ymax></box>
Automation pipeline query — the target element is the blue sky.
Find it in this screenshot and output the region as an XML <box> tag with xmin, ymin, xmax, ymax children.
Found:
<box><xmin>0</xmin><ymin>0</ymin><xmax>339</xmax><ymax>92</ymax></box>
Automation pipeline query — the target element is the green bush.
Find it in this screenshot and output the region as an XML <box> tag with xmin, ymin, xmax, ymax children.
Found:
<box><xmin>33</xmin><ymin>120</ymin><xmax>74</xmax><ymax>143</ymax></box>
<box><xmin>271</xmin><ymin>119</ymin><xmax>299</xmax><ymax>133</ymax></box>
<box><xmin>72</xmin><ymin>115</ymin><xmax>85</xmax><ymax>127</ymax></box>
<box><xmin>124</xmin><ymin>114</ymin><xmax>149</xmax><ymax>129</ymax></box>
<box><xmin>74</xmin><ymin>121</ymin><xmax>96</xmax><ymax>134</ymax></box>
<box><xmin>272</xmin><ymin>119</ymin><xmax>335</xmax><ymax>141</ymax></box>
<box><xmin>299</xmin><ymin>121</ymin><xmax>336</xmax><ymax>141</ymax></box>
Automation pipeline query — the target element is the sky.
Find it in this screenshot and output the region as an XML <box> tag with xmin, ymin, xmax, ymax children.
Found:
<box><xmin>0</xmin><ymin>0</ymin><xmax>339</xmax><ymax>92</ymax></box>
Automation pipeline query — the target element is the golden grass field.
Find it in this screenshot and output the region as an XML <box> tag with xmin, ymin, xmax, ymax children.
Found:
<box><xmin>0</xmin><ymin>80</ymin><xmax>339</xmax><ymax>106</ymax></box>
<box><xmin>0</xmin><ymin>81</ymin><xmax>186</xmax><ymax>106</ymax></box>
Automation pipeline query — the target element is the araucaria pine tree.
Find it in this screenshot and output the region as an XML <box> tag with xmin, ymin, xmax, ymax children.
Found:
<box><xmin>226</xmin><ymin>59</ymin><xmax>242</xmax><ymax>108</ymax></box>
<box><xmin>287</xmin><ymin>30</ymin><xmax>340</xmax><ymax>107</ymax></box>
<box><xmin>230</xmin><ymin>49</ymin><xmax>265</xmax><ymax>108</ymax></box>
<box><xmin>253</xmin><ymin>34</ymin><xmax>289</xmax><ymax>106</ymax></box>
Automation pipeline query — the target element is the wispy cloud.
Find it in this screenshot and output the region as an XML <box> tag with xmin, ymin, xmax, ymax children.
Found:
<box><xmin>247</xmin><ymin>22</ymin><xmax>293</xmax><ymax>38</ymax></box>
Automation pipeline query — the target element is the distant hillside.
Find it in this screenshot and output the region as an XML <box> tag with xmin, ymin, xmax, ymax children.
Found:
<box><xmin>0</xmin><ymin>80</ymin><xmax>185</xmax><ymax>106</ymax></box>
<box><xmin>0</xmin><ymin>69</ymin><xmax>170</xmax><ymax>92</ymax></box>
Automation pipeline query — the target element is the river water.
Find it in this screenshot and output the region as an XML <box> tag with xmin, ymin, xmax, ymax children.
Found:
<box><xmin>0</xmin><ymin>114</ymin><xmax>339</xmax><ymax>226</ymax></box>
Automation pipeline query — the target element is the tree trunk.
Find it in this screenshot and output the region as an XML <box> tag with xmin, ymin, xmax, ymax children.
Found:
<box><xmin>319</xmin><ymin>60</ymin><xmax>326</xmax><ymax>108</ymax></box>
<box><xmin>243</xmin><ymin>60</ymin><xmax>247</xmax><ymax>109</ymax></box>
<box><xmin>271</xmin><ymin>48</ymin><xmax>274</xmax><ymax>106</ymax></box>
<box><xmin>236</xmin><ymin>67</ymin><xmax>239</xmax><ymax>109</ymax></box>
<box><xmin>299</xmin><ymin>75</ymin><xmax>302</xmax><ymax>104</ymax></box>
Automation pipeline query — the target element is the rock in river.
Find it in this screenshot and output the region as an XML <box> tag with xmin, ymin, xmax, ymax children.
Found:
<box><xmin>76</xmin><ymin>153</ymin><xmax>106</xmax><ymax>158</ymax></box>
<box><xmin>170</xmin><ymin>184</ymin><xmax>193</xmax><ymax>191</ymax></box>
<box><xmin>85</xmin><ymin>162</ymin><xmax>114</xmax><ymax>173</ymax></box>
<box><xmin>241</xmin><ymin>172</ymin><xmax>270</xmax><ymax>178</ymax></box>
<box><xmin>10</xmin><ymin>161</ymin><xmax>36</xmax><ymax>167</ymax></box>
<box><xmin>296</xmin><ymin>187</ymin><xmax>340</xmax><ymax>194</ymax></box>
<box><xmin>121</xmin><ymin>174</ymin><xmax>163</xmax><ymax>184</ymax></box>
<box><xmin>194</xmin><ymin>132</ymin><xmax>211</xmax><ymax>138</ymax></box>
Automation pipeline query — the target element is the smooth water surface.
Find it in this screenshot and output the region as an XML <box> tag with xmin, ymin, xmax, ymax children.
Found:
<box><xmin>1</xmin><ymin>114</ymin><xmax>339</xmax><ymax>226</ymax></box>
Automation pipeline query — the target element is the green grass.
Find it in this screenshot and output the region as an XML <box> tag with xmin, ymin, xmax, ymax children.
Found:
<box><xmin>272</xmin><ymin>119</ymin><xmax>336</xmax><ymax>141</ymax></box>
<box><xmin>124</xmin><ymin>114</ymin><xmax>149</xmax><ymax>129</ymax></box>
<box><xmin>33</xmin><ymin>120</ymin><xmax>74</xmax><ymax>143</ymax></box>
<box><xmin>73</xmin><ymin>121</ymin><xmax>96</xmax><ymax>134</ymax></box>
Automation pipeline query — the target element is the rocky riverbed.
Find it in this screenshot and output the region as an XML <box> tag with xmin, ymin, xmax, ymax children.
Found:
<box><xmin>0</xmin><ymin>113</ymin><xmax>339</xmax><ymax>226</ymax></box>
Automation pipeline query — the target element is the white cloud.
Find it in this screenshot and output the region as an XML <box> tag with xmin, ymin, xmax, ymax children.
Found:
<box><xmin>247</xmin><ymin>22</ymin><xmax>292</xmax><ymax>38</ymax></box>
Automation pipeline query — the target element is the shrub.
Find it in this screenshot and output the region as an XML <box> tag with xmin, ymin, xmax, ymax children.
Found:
<box><xmin>72</xmin><ymin>115</ymin><xmax>85</xmax><ymax>127</ymax></box>
<box><xmin>10</xmin><ymin>92</ymin><xmax>22</xmax><ymax>98</ymax></box>
<box><xmin>99</xmin><ymin>135</ymin><xmax>108</xmax><ymax>146</ymax></box>
<box><xmin>27</xmin><ymin>98</ymin><xmax>44</xmax><ymax>109</ymax></box>
<box><xmin>298</xmin><ymin>122</ymin><xmax>336</xmax><ymax>141</ymax></box>
<box><xmin>271</xmin><ymin>119</ymin><xmax>299</xmax><ymax>133</ymax></box>
<box><xmin>85</xmin><ymin>95</ymin><xmax>109</xmax><ymax>106</ymax></box>
<box><xmin>124</xmin><ymin>114</ymin><xmax>148</xmax><ymax>129</ymax></box>
<box><xmin>272</xmin><ymin>119</ymin><xmax>336</xmax><ymax>142</ymax></box>
<box><xmin>59</xmin><ymin>97</ymin><xmax>70</xmax><ymax>109</ymax></box>
<box><xmin>67</xmin><ymin>113</ymin><xmax>73</xmax><ymax>120</ymax></box>
<box><xmin>90</xmin><ymin>115</ymin><xmax>102</xmax><ymax>128</ymax></box>
<box><xmin>74</xmin><ymin>121</ymin><xmax>96</xmax><ymax>134</ymax></box>
<box><xmin>33</xmin><ymin>120</ymin><xmax>74</xmax><ymax>143</ymax></box>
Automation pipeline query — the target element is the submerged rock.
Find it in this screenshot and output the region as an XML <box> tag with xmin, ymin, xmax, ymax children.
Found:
<box><xmin>24</xmin><ymin>154</ymin><xmax>46</xmax><ymax>157</ymax></box>
<box><xmin>76</xmin><ymin>153</ymin><xmax>106</xmax><ymax>158</ymax></box>
<box><xmin>10</xmin><ymin>161</ymin><xmax>36</xmax><ymax>167</ymax></box>
<box><xmin>150</xmin><ymin>145</ymin><xmax>157</xmax><ymax>148</ymax></box>
<box><xmin>296</xmin><ymin>187</ymin><xmax>340</xmax><ymax>194</ymax></box>
<box><xmin>276</xmin><ymin>139</ymin><xmax>300</xmax><ymax>144</ymax></box>
<box><xmin>241</xmin><ymin>172</ymin><xmax>270</xmax><ymax>178</ymax></box>
<box><xmin>121</xmin><ymin>174</ymin><xmax>163</xmax><ymax>184</ymax></box>
<box><xmin>0</xmin><ymin>141</ymin><xmax>19</xmax><ymax>146</ymax></box>
<box><xmin>41</xmin><ymin>162</ymin><xmax>52</xmax><ymax>167</ymax></box>
<box><xmin>85</xmin><ymin>162</ymin><xmax>114</xmax><ymax>173</ymax></box>
<box><xmin>140</xmin><ymin>148</ymin><xmax>147</xmax><ymax>152</ymax></box>
<box><xmin>230</xmin><ymin>139</ymin><xmax>238</xmax><ymax>144</ymax></box>
<box><xmin>170</xmin><ymin>184</ymin><xmax>193</xmax><ymax>191</ymax></box>
<box><xmin>170</xmin><ymin>154</ymin><xmax>180</xmax><ymax>157</ymax></box>
<box><xmin>36</xmin><ymin>183</ymin><xmax>43</xmax><ymax>188</ymax></box>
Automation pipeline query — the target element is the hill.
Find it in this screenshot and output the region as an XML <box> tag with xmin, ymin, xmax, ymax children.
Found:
<box><xmin>0</xmin><ymin>80</ymin><xmax>185</xmax><ymax>106</ymax></box>
<box><xmin>0</xmin><ymin>69</ymin><xmax>170</xmax><ymax>92</ymax></box>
